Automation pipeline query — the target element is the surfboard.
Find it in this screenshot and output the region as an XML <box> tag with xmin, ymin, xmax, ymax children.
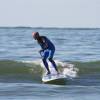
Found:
<box><xmin>42</xmin><ymin>74</ymin><xmax>66</xmax><ymax>85</ymax></box>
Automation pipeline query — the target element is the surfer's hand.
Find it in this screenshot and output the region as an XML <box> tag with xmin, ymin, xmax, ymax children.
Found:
<box><xmin>39</xmin><ymin>50</ymin><xmax>44</xmax><ymax>53</ymax></box>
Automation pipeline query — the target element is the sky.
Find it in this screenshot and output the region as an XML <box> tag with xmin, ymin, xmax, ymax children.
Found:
<box><xmin>0</xmin><ymin>0</ymin><xmax>99</xmax><ymax>28</ymax></box>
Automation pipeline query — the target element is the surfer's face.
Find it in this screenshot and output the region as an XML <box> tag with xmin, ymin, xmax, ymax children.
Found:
<box><xmin>35</xmin><ymin>34</ymin><xmax>39</xmax><ymax>40</ymax></box>
<box><xmin>33</xmin><ymin>33</ymin><xmax>39</xmax><ymax>40</ymax></box>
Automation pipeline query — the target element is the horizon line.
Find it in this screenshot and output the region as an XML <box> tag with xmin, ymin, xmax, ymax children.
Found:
<box><xmin>0</xmin><ymin>26</ymin><xmax>100</xmax><ymax>28</ymax></box>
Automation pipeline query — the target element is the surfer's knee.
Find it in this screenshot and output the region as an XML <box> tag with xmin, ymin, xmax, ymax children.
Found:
<box><xmin>42</xmin><ymin>58</ymin><xmax>47</xmax><ymax>62</ymax></box>
<box><xmin>48</xmin><ymin>58</ymin><xmax>53</xmax><ymax>62</ymax></box>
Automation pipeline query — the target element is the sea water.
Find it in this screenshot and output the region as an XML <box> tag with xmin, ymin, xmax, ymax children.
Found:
<box><xmin>0</xmin><ymin>27</ymin><xmax>100</xmax><ymax>100</ymax></box>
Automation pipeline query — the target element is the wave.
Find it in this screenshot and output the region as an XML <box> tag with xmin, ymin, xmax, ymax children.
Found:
<box><xmin>0</xmin><ymin>60</ymin><xmax>43</xmax><ymax>82</ymax></box>
<box><xmin>0</xmin><ymin>60</ymin><xmax>100</xmax><ymax>74</ymax></box>
<box><xmin>0</xmin><ymin>60</ymin><xmax>100</xmax><ymax>83</ymax></box>
<box><xmin>73</xmin><ymin>61</ymin><xmax>100</xmax><ymax>75</ymax></box>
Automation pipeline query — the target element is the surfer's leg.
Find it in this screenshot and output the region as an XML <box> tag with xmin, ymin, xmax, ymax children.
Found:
<box><xmin>42</xmin><ymin>58</ymin><xmax>50</xmax><ymax>74</ymax></box>
<box><xmin>48</xmin><ymin>50</ymin><xmax>59</xmax><ymax>73</ymax></box>
<box><xmin>42</xmin><ymin>50</ymin><xmax>50</xmax><ymax>74</ymax></box>
<box><xmin>49</xmin><ymin>58</ymin><xmax>58</xmax><ymax>73</ymax></box>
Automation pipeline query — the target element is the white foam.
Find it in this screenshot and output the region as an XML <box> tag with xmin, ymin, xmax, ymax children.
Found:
<box><xmin>22</xmin><ymin>59</ymin><xmax>79</xmax><ymax>78</ymax></box>
<box><xmin>41</xmin><ymin>60</ymin><xmax>79</xmax><ymax>78</ymax></box>
<box><xmin>22</xmin><ymin>59</ymin><xmax>42</xmax><ymax>65</ymax></box>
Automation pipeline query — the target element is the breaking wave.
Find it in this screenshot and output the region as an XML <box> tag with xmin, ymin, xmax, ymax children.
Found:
<box><xmin>0</xmin><ymin>60</ymin><xmax>100</xmax><ymax>83</ymax></box>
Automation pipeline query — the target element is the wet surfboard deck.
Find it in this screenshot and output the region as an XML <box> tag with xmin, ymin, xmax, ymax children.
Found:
<box><xmin>42</xmin><ymin>74</ymin><xmax>67</xmax><ymax>85</ymax></box>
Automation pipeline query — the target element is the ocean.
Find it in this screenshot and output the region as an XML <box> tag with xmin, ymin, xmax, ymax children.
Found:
<box><xmin>0</xmin><ymin>27</ymin><xmax>100</xmax><ymax>100</ymax></box>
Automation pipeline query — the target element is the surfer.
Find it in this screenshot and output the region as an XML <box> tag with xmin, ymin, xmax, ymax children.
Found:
<box><xmin>32</xmin><ymin>32</ymin><xmax>59</xmax><ymax>75</ymax></box>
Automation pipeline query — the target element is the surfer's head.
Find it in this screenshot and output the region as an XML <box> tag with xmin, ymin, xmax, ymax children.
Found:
<box><xmin>32</xmin><ymin>32</ymin><xmax>39</xmax><ymax>40</ymax></box>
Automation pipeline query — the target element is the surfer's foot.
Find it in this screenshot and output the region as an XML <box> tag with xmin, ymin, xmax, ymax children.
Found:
<box><xmin>56</xmin><ymin>71</ymin><xmax>60</xmax><ymax>75</ymax></box>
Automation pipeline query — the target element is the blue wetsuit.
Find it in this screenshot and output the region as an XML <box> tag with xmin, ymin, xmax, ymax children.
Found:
<box><xmin>38</xmin><ymin>36</ymin><xmax>58</xmax><ymax>74</ymax></box>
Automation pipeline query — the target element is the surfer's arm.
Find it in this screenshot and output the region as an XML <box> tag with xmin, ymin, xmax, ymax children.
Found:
<box><xmin>38</xmin><ymin>39</ymin><xmax>48</xmax><ymax>53</ymax></box>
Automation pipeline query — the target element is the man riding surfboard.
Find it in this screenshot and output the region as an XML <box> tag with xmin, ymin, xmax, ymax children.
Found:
<box><xmin>32</xmin><ymin>32</ymin><xmax>59</xmax><ymax>75</ymax></box>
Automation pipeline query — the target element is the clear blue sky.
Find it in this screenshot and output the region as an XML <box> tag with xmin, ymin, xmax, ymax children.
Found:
<box><xmin>0</xmin><ymin>0</ymin><xmax>99</xmax><ymax>28</ymax></box>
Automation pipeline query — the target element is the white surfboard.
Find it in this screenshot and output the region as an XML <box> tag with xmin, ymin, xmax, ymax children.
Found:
<box><xmin>42</xmin><ymin>74</ymin><xmax>67</xmax><ymax>85</ymax></box>
<box><xmin>41</xmin><ymin>61</ymin><xmax>78</xmax><ymax>85</ymax></box>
